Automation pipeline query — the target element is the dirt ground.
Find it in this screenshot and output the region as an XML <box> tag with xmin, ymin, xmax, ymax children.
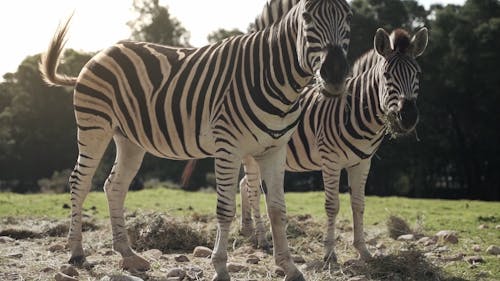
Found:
<box><xmin>0</xmin><ymin>212</ymin><xmax>491</xmax><ymax>281</ymax></box>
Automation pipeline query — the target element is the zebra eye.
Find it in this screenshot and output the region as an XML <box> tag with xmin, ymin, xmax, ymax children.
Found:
<box><xmin>302</xmin><ymin>12</ymin><xmax>313</xmax><ymax>24</ymax></box>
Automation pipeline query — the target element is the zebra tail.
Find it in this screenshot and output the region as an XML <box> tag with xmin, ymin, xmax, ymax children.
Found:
<box><xmin>181</xmin><ymin>160</ymin><xmax>199</xmax><ymax>188</ymax></box>
<box><xmin>39</xmin><ymin>15</ymin><xmax>77</xmax><ymax>87</ymax></box>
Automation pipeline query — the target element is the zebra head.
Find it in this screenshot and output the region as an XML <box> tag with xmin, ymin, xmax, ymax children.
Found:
<box><xmin>297</xmin><ymin>0</ymin><xmax>352</xmax><ymax>97</ymax></box>
<box><xmin>375</xmin><ymin>27</ymin><xmax>428</xmax><ymax>137</ymax></box>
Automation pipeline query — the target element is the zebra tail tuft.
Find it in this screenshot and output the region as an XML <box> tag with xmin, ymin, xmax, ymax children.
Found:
<box><xmin>181</xmin><ymin>160</ymin><xmax>199</xmax><ymax>188</ymax></box>
<box><xmin>39</xmin><ymin>14</ymin><xmax>77</xmax><ymax>87</ymax></box>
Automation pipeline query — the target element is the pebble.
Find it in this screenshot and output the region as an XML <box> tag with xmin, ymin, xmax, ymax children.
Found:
<box><xmin>99</xmin><ymin>275</ymin><xmax>144</xmax><ymax>281</ymax></box>
<box><xmin>143</xmin><ymin>249</ymin><xmax>162</xmax><ymax>260</ymax></box>
<box><xmin>417</xmin><ymin>236</ymin><xmax>436</xmax><ymax>246</ymax></box>
<box><xmin>397</xmin><ymin>234</ymin><xmax>416</xmax><ymax>241</ymax></box>
<box><xmin>227</xmin><ymin>262</ymin><xmax>248</xmax><ymax>272</ymax></box>
<box><xmin>174</xmin><ymin>254</ymin><xmax>190</xmax><ymax>262</ymax></box>
<box><xmin>55</xmin><ymin>272</ymin><xmax>78</xmax><ymax>281</ymax></box>
<box><xmin>496</xmin><ymin>225</ymin><xmax>500</xmax><ymax>230</ymax></box>
<box><xmin>486</xmin><ymin>245</ymin><xmax>500</xmax><ymax>255</ymax></box>
<box><xmin>166</xmin><ymin>268</ymin><xmax>186</xmax><ymax>279</ymax></box>
<box><xmin>348</xmin><ymin>276</ymin><xmax>369</xmax><ymax>281</ymax></box>
<box><xmin>49</xmin><ymin>243</ymin><xmax>65</xmax><ymax>252</ymax></box>
<box><xmin>60</xmin><ymin>264</ymin><xmax>79</xmax><ymax>277</ymax></box>
<box><xmin>472</xmin><ymin>245</ymin><xmax>482</xmax><ymax>252</ymax></box>
<box><xmin>41</xmin><ymin>266</ymin><xmax>55</xmax><ymax>273</ymax></box>
<box><xmin>435</xmin><ymin>230</ymin><xmax>458</xmax><ymax>244</ymax></box>
<box><xmin>478</xmin><ymin>224</ymin><xmax>489</xmax><ymax>229</ymax></box>
<box><xmin>292</xmin><ymin>254</ymin><xmax>306</xmax><ymax>264</ymax></box>
<box><xmin>440</xmin><ymin>253</ymin><xmax>464</xmax><ymax>262</ymax></box>
<box><xmin>465</xmin><ymin>255</ymin><xmax>484</xmax><ymax>264</ymax></box>
<box><xmin>193</xmin><ymin>246</ymin><xmax>212</xmax><ymax>258</ymax></box>
<box><xmin>186</xmin><ymin>266</ymin><xmax>204</xmax><ymax>279</ymax></box>
<box><xmin>246</xmin><ymin>254</ymin><xmax>260</xmax><ymax>264</ymax></box>
<box><xmin>0</xmin><ymin>236</ymin><xmax>15</xmax><ymax>243</ymax></box>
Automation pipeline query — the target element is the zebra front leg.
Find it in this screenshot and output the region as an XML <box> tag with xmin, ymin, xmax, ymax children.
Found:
<box><xmin>241</xmin><ymin>157</ymin><xmax>270</xmax><ymax>251</ymax></box>
<box><xmin>257</xmin><ymin>148</ymin><xmax>304</xmax><ymax>281</ymax></box>
<box><xmin>321</xmin><ymin>165</ymin><xmax>341</xmax><ymax>265</ymax></box>
<box><xmin>347</xmin><ymin>160</ymin><xmax>372</xmax><ymax>261</ymax></box>
<box><xmin>104</xmin><ymin>133</ymin><xmax>149</xmax><ymax>271</ymax></box>
<box><xmin>211</xmin><ymin>155</ymin><xmax>241</xmax><ymax>281</ymax></box>
<box><xmin>68</xmin><ymin>130</ymin><xmax>112</xmax><ymax>266</ymax></box>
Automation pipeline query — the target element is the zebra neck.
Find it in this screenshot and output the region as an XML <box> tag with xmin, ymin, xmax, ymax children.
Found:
<box><xmin>346</xmin><ymin>66</ymin><xmax>386</xmax><ymax>139</ymax></box>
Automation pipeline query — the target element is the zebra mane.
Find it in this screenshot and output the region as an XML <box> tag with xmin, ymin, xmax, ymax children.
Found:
<box><xmin>351</xmin><ymin>50</ymin><xmax>380</xmax><ymax>76</ymax></box>
<box><xmin>253</xmin><ymin>0</ymin><xmax>301</xmax><ymax>31</ymax></box>
<box><xmin>390</xmin><ymin>29</ymin><xmax>411</xmax><ymax>54</ymax></box>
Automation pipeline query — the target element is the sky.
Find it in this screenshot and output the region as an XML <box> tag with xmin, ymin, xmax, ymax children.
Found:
<box><xmin>0</xmin><ymin>0</ymin><xmax>465</xmax><ymax>78</ymax></box>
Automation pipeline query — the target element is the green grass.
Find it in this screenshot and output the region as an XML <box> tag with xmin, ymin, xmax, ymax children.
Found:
<box><xmin>1</xmin><ymin>188</ymin><xmax>499</xmax><ymax>280</ymax></box>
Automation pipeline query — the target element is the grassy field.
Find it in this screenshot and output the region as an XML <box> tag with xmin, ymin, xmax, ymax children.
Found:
<box><xmin>0</xmin><ymin>188</ymin><xmax>499</xmax><ymax>280</ymax></box>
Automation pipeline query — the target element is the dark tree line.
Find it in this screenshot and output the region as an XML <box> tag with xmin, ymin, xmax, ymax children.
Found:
<box><xmin>0</xmin><ymin>0</ymin><xmax>498</xmax><ymax>200</ymax></box>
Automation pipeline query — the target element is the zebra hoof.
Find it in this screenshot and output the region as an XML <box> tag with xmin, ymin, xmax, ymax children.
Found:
<box><xmin>120</xmin><ymin>254</ymin><xmax>150</xmax><ymax>272</ymax></box>
<box><xmin>68</xmin><ymin>255</ymin><xmax>86</xmax><ymax>266</ymax></box>
<box><xmin>323</xmin><ymin>251</ymin><xmax>338</xmax><ymax>265</ymax></box>
<box><xmin>211</xmin><ymin>273</ymin><xmax>231</xmax><ymax>281</ymax></box>
<box><xmin>284</xmin><ymin>272</ymin><xmax>306</xmax><ymax>281</ymax></box>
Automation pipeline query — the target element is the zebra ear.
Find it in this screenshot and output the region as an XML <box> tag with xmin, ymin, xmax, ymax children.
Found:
<box><xmin>374</xmin><ymin>28</ymin><xmax>392</xmax><ymax>58</ymax></box>
<box><xmin>409</xmin><ymin>27</ymin><xmax>428</xmax><ymax>58</ymax></box>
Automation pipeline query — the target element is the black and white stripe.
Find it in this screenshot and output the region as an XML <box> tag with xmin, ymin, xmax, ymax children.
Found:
<box><xmin>39</xmin><ymin>0</ymin><xmax>352</xmax><ymax>279</ymax></box>
<box><xmin>240</xmin><ymin>27</ymin><xmax>428</xmax><ymax>263</ymax></box>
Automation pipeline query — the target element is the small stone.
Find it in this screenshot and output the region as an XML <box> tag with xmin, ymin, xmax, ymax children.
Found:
<box><xmin>486</xmin><ymin>245</ymin><xmax>500</xmax><ymax>255</ymax></box>
<box><xmin>397</xmin><ymin>234</ymin><xmax>416</xmax><ymax>241</ymax></box>
<box><xmin>246</xmin><ymin>254</ymin><xmax>260</xmax><ymax>264</ymax></box>
<box><xmin>472</xmin><ymin>245</ymin><xmax>482</xmax><ymax>252</ymax></box>
<box><xmin>193</xmin><ymin>246</ymin><xmax>212</xmax><ymax>258</ymax></box>
<box><xmin>417</xmin><ymin>236</ymin><xmax>436</xmax><ymax>246</ymax></box>
<box><xmin>227</xmin><ymin>262</ymin><xmax>248</xmax><ymax>272</ymax></box>
<box><xmin>186</xmin><ymin>266</ymin><xmax>203</xmax><ymax>279</ymax></box>
<box><xmin>41</xmin><ymin>266</ymin><xmax>55</xmax><ymax>273</ymax></box>
<box><xmin>440</xmin><ymin>253</ymin><xmax>464</xmax><ymax>262</ymax></box>
<box><xmin>436</xmin><ymin>230</ymin><xmax>458</xmax><ymax>244</ymax></box>
<box><xmin>55</xmin><ymin>272</ymin><xmax>78</xmax><ymax>281</ymax></box>
<box><xmin>7</xmin><ymin>252</ymin><xmax>23</xmax><ymax>258</ymax></box>
<box><xmin>292</xmin><ymin>255</ymin><xmax>306</xmax><ymax>264</ymax></box>
<box><xmin>465</xmin><ymin>255</ymin><xmax>484</xmax><ymax>264</ymax></box>
<box><xmin>376</xmin><ymin>242</ymin><xmax>386</xmax><ymax>249</ymax></box>
<box><xmin>496</xmin><ymin>225</ymin><xmax>500</xmax><ymax>230</ymax></box>
<box><xmin>478</xmin><ymin>224</ymin><xmax>489</xmax><ymax>229</ymax></box>
<box><xmin>434</xmin><ymin>246</ymin><xmax>450</xmax><ymax>253</ymax></box>
<box><xmin>167</xmin><ymin>268</ymin><xmax>186</xmax><ymax>279</ymax></box>
<box><xmin>174</xmin><ymin>254</ymin><xmax>190</xmax><ymax>262</ymax></box>
<box><xmin>60</xmin><ymin>264</ymin><xmax>79</xmax><ymax>277</ymax></box>
<box><xmin>273</xmin><ymin>266</ymin><xmax>285</xmax><ymax>277</ymax></box>
<box><xmin>49</xmin><ymin>243</ymin><xmax>65</xmax><ymax>252</ymax></box>
<box><xmin>348</xmin><ymin>276</ymin><xmax>369</xmax><ymax>281</ymax></box>
<box><xmin>143</xmin><ymin>249</ymin><xmax>162</xmax><ymax>260</ymax></box>
<box><xmin>0</xmin><ymin>236</ymin><xmax>15</xmax><ymax>243</ymax></box>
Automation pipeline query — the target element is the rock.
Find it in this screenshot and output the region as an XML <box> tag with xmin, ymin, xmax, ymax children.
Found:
<box><xmin>143</xmin><ymin>249</ymin><xmax>162</xmax><ymax>260</ymax></box>
<box><xmin>166</xmin><ymin>268</ymin><xmax>186</xmax><ymax>279</ymax></box>
<box><xmin>55</xmin><ymin>273</ymin><xmax>78</xmax><ymax>281</ymax></box>
<box><xmin>292</xmin><ymin>254</ymin><xmax>306</xmax><ymax>264</ymax></box>
<box><xmin>440</xmin><ymin>253</ymin><xmax>464</xmax><ymax>262</ymax></box>
<box><xmin>246</xmin><ymin>254</ymin><xmax>260</xmax><ymax>264</ymax></box>
<box><xmin>186</xmin><ymin>266</ymin><xmax>203</xmax><ymax>280</ymax></box>
<box><xmin>273</xmin><ymin>266</ymin><xmax>285</xmax><ymax>277</ymax></box>
<box><xmin>486</xmin><ymin>245</ymin><xmax>500</xmax><ymax>255</ymax></box>
<box><xmin>478</xmin><ymin>224</ymin><xmax>489</xmax><ymax>229</ymax></box>
<box><xmin>465</xmin><ymin>255</ymin><xmax>484</xmax><ymax>264</ymax></box>
<box><xmin>49</xmin><ymin>243</ymin><xmax>65</xmax><ymax>252</ymax></box>
<box><xmin>348</xmin><ymin>276</ymin><xmax>369</xmax><ymax>281</ymax></box>
<box><xmin>436</xmin><ymin>230</ymin><xmax>458</xmax><ymax>244</ymax></box>
<box><xmin>174</xmin><ymin>254</ymin><xmax>190</xmax><ymax>262</ymax></box>
<box><xmin>60</xmin><ymin>264</ymin><xmax>79</xmax><ymax>277</ymax></box>
<box><xmin>496</xmin><ymin>225</ymin><xmax>500</xmax><ymax>230</ymax></box>
<box><xmin>376</xmin><ymin>242</ymin><xmax>386</xmax><ymax>249</ymax></box>
<box><xmin>193</xmin><ymin>246</ymin><xmax>212</xmax><ymax>258</ymax></box>
<box><xmin>397</xmin><ymin>234</ymin><xmax>416</xmax><ymax>241</ymax></box>
<box><xmin>227</xmin><ymin>262</ymin><xmax>248</xmax><ymax>272</ymax></box>
<box><xmin>472</xmin><ymin>245</ymin><xmax>482</xmax><ymax>252</ymax></box>
<box><xmin>100</xmin><ymin>275</ymin><xmax>144</xmax><ymax>281</ymax></box>
<box><xmin>41</xmin><ymin>266</ymin><xmax>55</xmax><ymax>273</ymax></box>
<box><xmin>0</xmin><ymin>236</ymin><xmax>15</xmax><ymax>243</ymax></box>
<box><xmin>417</xmin><ymin>236</ymin><xmax>436</xmax><ymax>246</ymax></box>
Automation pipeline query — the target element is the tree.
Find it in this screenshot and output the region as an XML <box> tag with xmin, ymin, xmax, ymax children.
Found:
<box><xmin>128</xmin><ymin>0</ymin><xmax>190</xmax><ymax>46</ymax></box>
<box><xmin>207</xmin><ymin>28</ymin><xmax>244</xmax><ymax>44</ymax></box>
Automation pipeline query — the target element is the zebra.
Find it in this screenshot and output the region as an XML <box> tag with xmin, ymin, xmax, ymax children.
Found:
<box><xmin>253</xmin><ymin>0</ymin><xmax>301</xmax><ymax>31</ymax></box>
<box><xmin>238</xmin><ymin>27</ymin><xmax>428</xmax><ymax>263</ymax></box>
<box><xmin>39</xmin><ymin>0</ymin><xmax>352</xmax><ymax>280</ymax></box>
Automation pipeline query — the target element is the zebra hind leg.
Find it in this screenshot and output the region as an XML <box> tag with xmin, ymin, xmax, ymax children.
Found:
<box><xmin>239</xmin><ymin>177</ymin><xmax>254</xmax><ymax>237</ymax></box>
<box><xmin>104</xmin><ymin>133</ymin><xmax>149</xmax><ymax>271</ymax></box>
<box><xmin>68</xmin><ymin>129</ymin><xmax>113</xmax><ymax>266</ymax></box>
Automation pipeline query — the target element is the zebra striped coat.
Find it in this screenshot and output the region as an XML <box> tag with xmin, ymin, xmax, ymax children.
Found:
<box><xmin>39</xmin><ymin>0</ymin><xmax>352</xmax><ymax>280</ymax></box>
<box><xmin>239</xmin><ymin>27</ymin><xmax>429</xmax><ymax>263</ymax></box>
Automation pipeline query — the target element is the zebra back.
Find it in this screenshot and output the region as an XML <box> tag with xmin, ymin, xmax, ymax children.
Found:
<box><xmin>351</xmin><ymin>50</ymin><xmax>381</xmax><ymax>76</ymax></box>
<box><xmin>253</xmin><ymin>0</ymin><xmax>301</xmax><ymax>31</ymax></box>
